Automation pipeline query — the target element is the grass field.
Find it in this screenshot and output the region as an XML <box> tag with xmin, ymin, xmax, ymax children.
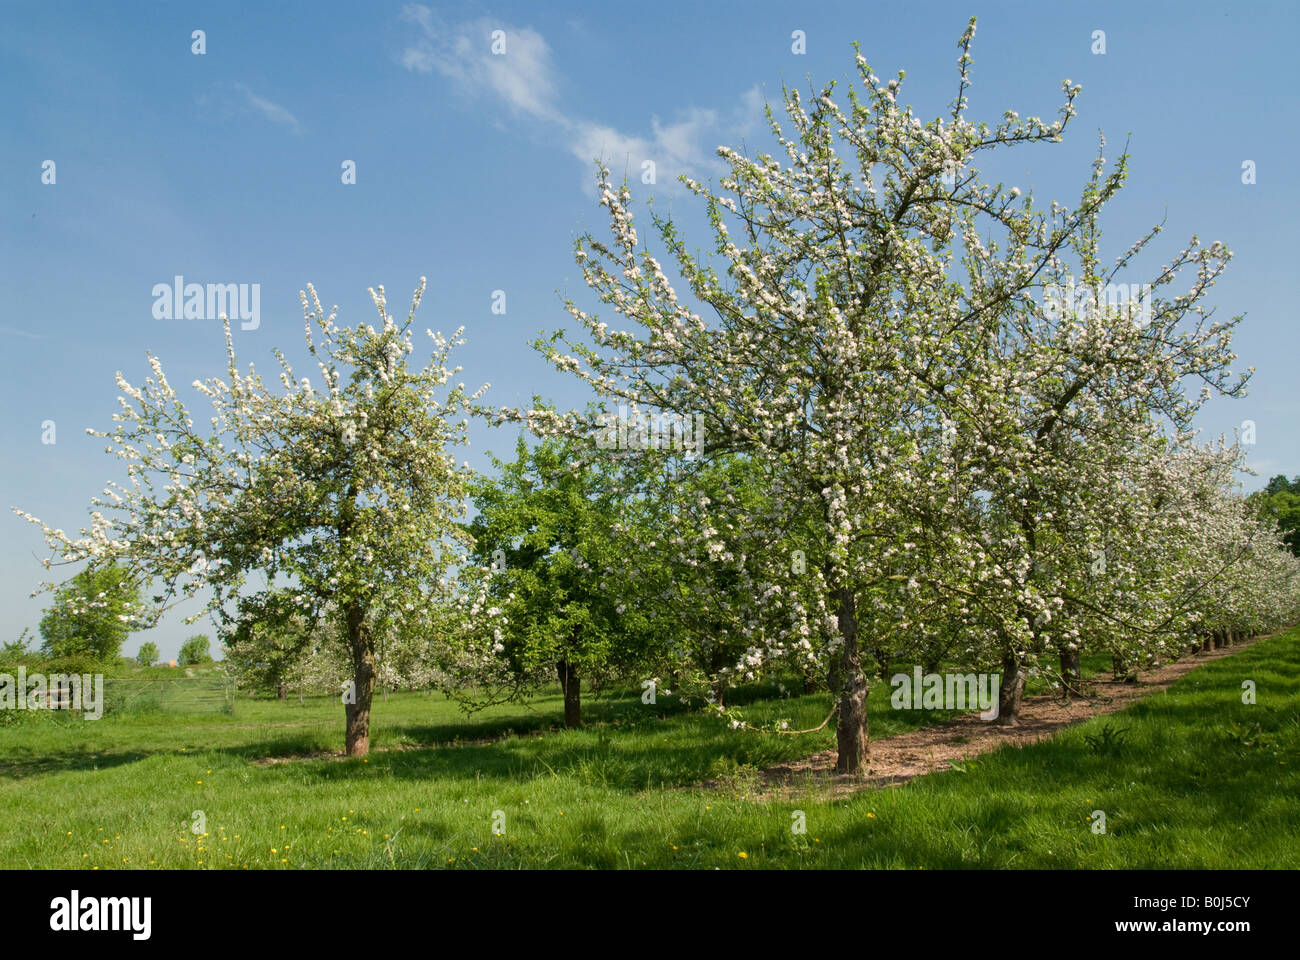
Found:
<box><xmin>1</xmin><ymin>629</ymin><xmax>1296</xmax><ymax>869</ymax></box>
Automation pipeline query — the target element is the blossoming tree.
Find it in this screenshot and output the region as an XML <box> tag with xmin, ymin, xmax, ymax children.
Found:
<box><xmin>15</xmin><ymin>279</ymin><xmax>484</xmax><ymax>756</ymax></box>
<box><xmin>519</xmin><ymin>18</ymin><xmax>1295</xmax><ymax>772</ymax></box>
<box><xmin>521</xmin><ymin>21</ymin><xmax>1068</xmax><ymax>771</ymax></box>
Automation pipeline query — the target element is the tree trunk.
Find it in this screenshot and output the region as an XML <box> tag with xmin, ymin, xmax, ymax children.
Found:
<box><xmin>277</xmin><ymin>682</ymin><xmax>287</xmax><ymax>701</ymax></box>
<box><xmin>344</xmin><ymin>604</ymin><xmax>375</xmax><ymax>757</ymax></box>
<box><xmin>556</xmin><ymin>659</ymin><xmax>581</xmax><ymax>728</ymax></box>
<box><xmin>1059</xmin><ymin>647</ymin><xmax>1081</xmax><ymax>700</ymax></box>
<box><xmin>1112</xmin><ymin>653</ymin><xmax>1137</xmax><ymax>680</ymax></box>
<box><xmin>831</xmin><ymin>586</ymin><xmax>868</xmax><ymax>776</ymax></box>
<box><xmin>997</xmin><ymin>650</ymin><xmax>1025</xmax><ymax>725</ymax></box>
<box><xmin>707</xmin><ymin>644</ymin><xmax>728</xmax><ymax>706</ymax></box>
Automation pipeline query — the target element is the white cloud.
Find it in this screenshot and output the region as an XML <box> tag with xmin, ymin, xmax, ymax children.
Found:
<box><xmin>568</xmin><ymin>123</ymin><xmax>654</xmax><ymax>180</ymax></box>
<box><xmin>735</xmin><ymin>85</ymin><xmax>768</xmax><ymax>139</ymax></box>
<box><xmin>399</xmin><ymin>9</ymin><xmax>562</xmax><ymax>123</ymax></box>
<box><xmin>399</xmin><ymin>6</ymin><xmax>768</xmax><ymax>190</ymax></box>
<box><xmin>233</xmin><ymin>83</ymin><xmax>302</xmax><ymax>134</ymax></box>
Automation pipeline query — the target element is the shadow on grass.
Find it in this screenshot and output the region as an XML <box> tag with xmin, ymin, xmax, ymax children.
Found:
<box><xmin>0</xmin><ymin>747</ymin><xmax>150</xmax><ymax>780</ymax></box>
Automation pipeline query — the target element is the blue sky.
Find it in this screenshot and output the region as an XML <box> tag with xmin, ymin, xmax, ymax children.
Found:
<box><xmin>2</xmin><ymin>0</ymin><xmax>1297</xmax><ymax>659</ymax></box>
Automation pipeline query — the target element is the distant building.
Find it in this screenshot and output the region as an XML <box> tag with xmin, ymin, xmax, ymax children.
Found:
<box><xmin>167</xmin><ymin>660</ymin><xmax>178</xmax><ymax>668</ymax></box>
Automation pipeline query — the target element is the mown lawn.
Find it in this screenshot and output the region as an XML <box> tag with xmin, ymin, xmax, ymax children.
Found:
<box><xmin>1</xmin><ymin>630</ymin><xmax>1295</xmax><ymax>869</ymax></box>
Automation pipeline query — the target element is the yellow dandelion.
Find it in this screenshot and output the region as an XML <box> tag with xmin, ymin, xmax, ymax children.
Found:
<box><xmin>738</xmin><ymin>851</ymin><xmax>748</xmax><ymax>859</ymax></box>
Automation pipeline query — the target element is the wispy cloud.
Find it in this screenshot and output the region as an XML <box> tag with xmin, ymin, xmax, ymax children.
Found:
<box><xmin>400</xmin><ymin>10</ymin><xmax>562</xmax><ymax>124</ymax></box>
<box><xmin>233</xmin><ymin>82</ymin><xmax>303</xmax><ymax>134</ymax></box>
<box><xmin>398</xmin><ymin>6</ymin><xmax>765</xmax><ymax>189</ymax></box>
<box><xmin>0</xmin><ymin>324</ymin><xmax>46</xmax><ymax>340</ymax></box>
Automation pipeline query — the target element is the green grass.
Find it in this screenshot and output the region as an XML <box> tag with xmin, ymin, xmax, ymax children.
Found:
<box><xmin>1</xmin><ymin>630</ymin><xmax>1296</xmax><ymax>869</ymax></box>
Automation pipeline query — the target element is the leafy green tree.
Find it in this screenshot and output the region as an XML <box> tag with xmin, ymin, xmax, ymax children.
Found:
<box><xmin>178</xmin><ymin>634</ymin><xmax>213</xmax><ymax>666</ymax></box>
<box><xmin>1256</xmin><ymin>476</ymin><xmax>1300</xmax><ymax>556</ymax></box>
<box><xmin>38</xmin><ymin>561</ymin><xmax>143</xmax><ymax>661</ymax></box>
<box><xmin>1264</xmin><ymin>474</ymin><xmax>1298</xmax><ymax>497</ymax></box>
<box><xmin>136</xmin><ymin>641</ymin><xmax>159</xmax><ymax>666</ymax></box>
<box><xmin>2</xmin><ymin>628</ymin><xmax>32</xmax><ymax>658</ymax></box>
<box><xmin>464</xmin><ymin>429</ymin><xmax>657</xmax><ymax>727</ymax></box>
